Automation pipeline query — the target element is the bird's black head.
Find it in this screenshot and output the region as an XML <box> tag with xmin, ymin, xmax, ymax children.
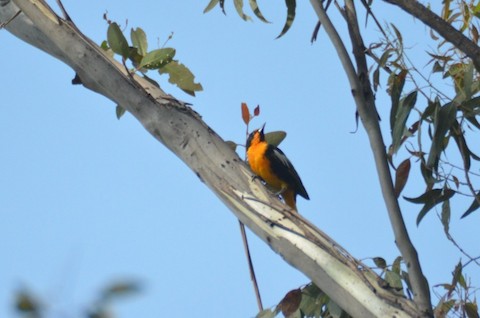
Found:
<box><xmin>246</xmin><ymin>124</ymin><xmax>265</xmax><ymax>149</ymax></box>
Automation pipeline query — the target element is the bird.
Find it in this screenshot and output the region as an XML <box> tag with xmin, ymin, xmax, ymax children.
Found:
<box><xmin>246</xmin><ymin>124</ymin><xmax>309</xmax><ymax>211</ymax></box>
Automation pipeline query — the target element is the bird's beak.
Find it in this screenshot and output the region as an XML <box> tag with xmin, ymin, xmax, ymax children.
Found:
<box><xmin>260</xmin><ymin>122</ymin><xmax>266</xmax><ymax>133</ymax></box>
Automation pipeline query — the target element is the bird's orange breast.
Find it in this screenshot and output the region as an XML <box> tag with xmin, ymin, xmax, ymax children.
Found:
<box><xmin>247</xmin><ymin>142</ymin><xmax>287</xmax><ymax>191</ymax></box>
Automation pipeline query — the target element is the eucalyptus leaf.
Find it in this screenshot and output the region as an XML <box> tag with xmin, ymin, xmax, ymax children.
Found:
<box><xmin>277</xmin><ymin>0</ymin><xmax>296</xmax><ymax>38</ymax></box>
<box><xmin>138</xmin><ymin>48</ymin><xmax>175</xmax><ymax>70</ymax></box>
<box><xmin>130</xmin><ymin>27</ymin><xmax>147</xmax><ymax>56</ymax></box>
<box><xmin>107</xmin><ymin>22</ymin><xmax>129</xmax><ymax>59</ymax></box>
<box><xmin>116</xmin><ymin>105</ymin><xmax>126</xmax><ymax>120</ymax></box>
<box><xmin>265</xmin><ymin>131</ymin><xmax>286</xmax><ymax>147</ymax></box>
<box><xmin>249</xmin><ymin>0</ymin><xmax>270</xmax><ymax>23</ymax></box>
<box><xmin>203</xmin><ymin>0</ymin><xmax>220</xmax><ymax>13</ymax></box>
<box><xmin>404</xmin><ymin>188</ymin><xmax>455</xmax><ymax>225</ymax></box>
<box><xmin>391</xmin><ymin>91</ymin><xmax>417</xmax><ymax>153</ymax></box>
<box><xmin>159</xmin><ymin>60</ymin><xmax>203</xmax><ymax>96</ymax></box>
<box><xmin>233</xmin><ymin>0</ymin><xmax>252</xmax><ymax>21</ymax></box>
<box><xmin>461</xmin><ymin>192</ymin><xmax>480</xmax><ymax>218</ymax></box>
<box><xmin>426</xmin><ymin>102</ymin><xmax>457</xmax><ymax>168</ymax></box>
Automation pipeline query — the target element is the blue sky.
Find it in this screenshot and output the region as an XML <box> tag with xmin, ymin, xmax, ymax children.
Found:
<box><xmin>1</xmin><ymin>1</ymin><xmax>479</xmax><ymax>317</ymax></box>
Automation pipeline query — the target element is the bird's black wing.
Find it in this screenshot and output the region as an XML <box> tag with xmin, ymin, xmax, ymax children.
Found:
<box><xmin>267</xmin><ymin>145</ymin><xmax>310</xmax><ymax>200</ymax></box>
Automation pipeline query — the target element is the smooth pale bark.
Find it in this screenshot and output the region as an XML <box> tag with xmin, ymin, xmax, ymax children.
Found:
<box><xmin>1</xmin><ymin>0</ymin><xmax>425</xmax><ymax>316</ymax></box>
<box><xmin>309</xmin><ymin>0</ymin><xmax>432</xmax><ymax>315</ymax></box>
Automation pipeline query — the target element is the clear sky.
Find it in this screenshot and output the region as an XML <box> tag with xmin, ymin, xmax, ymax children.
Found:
<box><xmin>1</xmin><ymin>1</ymin><xmax>478</xmax><ymax>317</ymax></box>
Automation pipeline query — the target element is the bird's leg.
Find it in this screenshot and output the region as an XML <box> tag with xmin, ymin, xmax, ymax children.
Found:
<box><xmin>273</xmin><ymin>185</ymin><xmax>288</xmax><ymax>196</ymax></box>
<box><xmin>251</xmin><ymin>174</ymin><xmax>265</xmax><ymax>183</ymax></box>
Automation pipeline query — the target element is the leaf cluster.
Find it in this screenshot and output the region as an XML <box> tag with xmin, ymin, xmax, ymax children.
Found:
<box><xmin>367</xmin><ymin>8</ymin><xmax>480</xmax><ymax>225</ymax></box>
<box><xmin>203</xmin><ymin>0</ymin><xmax>296</xmax><ymax>38</ymax></box>
<box><xmin>371</xmin><ymin>256</ymin><xmax>412</xmax><ymax>298</ymax></box>
<box><xmin>13</xmin><ymin>280</ymin><xmax>140</xmax><ymax>318</ymax></box>
<box><xmin>433</xmin><ymin>261</ymin><xmax>479</xmax><ymax>318</ymax></box>
<box><xmin>103</xmin><ymin>19</ymin><xmax>203</xmax><ymax>103</ymax></box>
<box><xmin>256</xmin><ymin>283</ymin><xmax>351</xmax><ymax>318</ymax></box>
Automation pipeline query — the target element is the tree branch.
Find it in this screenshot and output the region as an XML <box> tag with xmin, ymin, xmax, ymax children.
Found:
<box><xmin>1</xmin><ymin>0</ymin><xmax>425</xmax><ymax>316</ymax></box>
<box><xmin>309</xmin><ymin>0</ymin><xmax>432</xmax><ymax>315</ymax></box>
<box><xmin>383</xmin><ymin>0</ymin><xmax>480</xmax><ymax>72</ymax></box>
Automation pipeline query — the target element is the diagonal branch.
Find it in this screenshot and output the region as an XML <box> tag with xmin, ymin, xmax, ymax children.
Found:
<box><xmin>309</xmin><ymin>0</ymin><xmax>432</xmax><ymax>315</ymax></box>
<box><xmin>383</xmin><ymin>0</ymin><xmax>480</xmax><ymax>72</ymax></box>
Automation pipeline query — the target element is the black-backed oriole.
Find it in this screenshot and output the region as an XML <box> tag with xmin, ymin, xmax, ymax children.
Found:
<box><xmin>246</xmin><ymin>125</ymin><xmax>309</xmax><ymax>211</ymax></box>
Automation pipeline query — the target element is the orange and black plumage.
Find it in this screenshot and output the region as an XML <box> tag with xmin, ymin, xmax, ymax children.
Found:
<box><xmin>246</xmin><ymin>125</ymin><xmax>309</xmax><ymax>211</ymax></box>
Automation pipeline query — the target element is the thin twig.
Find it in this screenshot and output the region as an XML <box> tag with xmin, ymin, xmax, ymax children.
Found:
<box><xmin>241</xmin><ymin>125</ymin><xmax>263</xmax><ymax>312</ymax></box>
<box><xmin>435</xmin><ymin>212</ymin><xmax>480</xmax><ymax>267</ymax></box>
<box><xmin>238</xmin><ymin>221</ymin><xmax>263</xmax><ymax>312</ymax></box>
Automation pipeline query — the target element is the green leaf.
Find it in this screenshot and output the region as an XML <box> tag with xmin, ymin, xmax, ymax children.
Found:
<box><xmin>451</xmin><ymin>261</ymin><xmax>463</xmax><ymax>290</ymax></box>
<box><xmin>277</xmin><ymin>0</ymin><xmax>296</xmax><ymax>38</ymax></box>
<box><xmin>420</xmin><ymin>161</ymin><xmax>435</xmax><ymax>190</ymax></box>
<box><xmin>138</xmin><ymin>48</ymin><xmax>175</xmax><ymax>70</ymax></box>
<box><xmin>130</xmin><ymin>27</ymin><xmax>147</xmax><ymax>57</ymax></box>
<box><xmin>421</xmin><ymin>98</ymin><xmax>440</xmax><ymax>121</ymax></box>
<box><xmin>435</xmin><ymin>298</ymin><xmax>455</xmax><ymax>316</ymax></box>
<box><xmin>373</xmin><ymin>257</ymin><xmax>387</xmax><ymax>269</ymax></box>
<box><xmin>441</xmin><ymin>200</ymin><xmax>450</xmax><ymax>234</ymax></box>
<box><xmin>432</xmin><ymin>61</ymin><xmax>444</xmax><ymax>73</ymax></box>
<box><xmin>300</xmin><ymin>284</ymin><xmax>326</xmax><ymax>317</ymax></box>
<box><xmin>461</xmin><ymin>192</ymin><xmax>480</xmax><ymax>218</ymax></box>
<box><xmin>128</xmin><ymin>47</ymin><xmax>144</xmax><ymax>69</ymax></box>
<box><xmin>249</xmin><ymin>0</ymin><xmax>270</xmax><ymax>23</ymax></box>
<box><xmin>15</xmin><ymin>290</ymin><xmax>41</xmax><ymax>314</ymax></box>
<box><xmin>390</xmin><ymin>23</ymin><xmax>403</xmax><ymax>49</ymax></box>
<box><xmin>379</xmin><ymin>49</ymin><xmax>393</xmax><ymax>68</ymax></box>
<box><xmin>391</xmin><ymin>91</ymin><xmax>417</xmax><ymax>153</ymax></box>
<box><xmin>385</xmin><ymin>270</ymin><xmax>404</xmax><ymax>292</ymax></box>
<box><xmin>159</xmin><ymin>60</ymin><xmax>203</xmax><ymax>96</ymax></box>
<box><xmin>404</xmin><ymin>188</ymin><xmax>455</xmax><ymax>225</ymax></box>
<box><xmin>465</xmin><ymin>302</ymin><xmax>479</xmax><ymax>318</ymax></box>
<box><xmin>427</xmin><ymin>102</ymin><xmax>457</xmax><ymax>168</ymax></box>
<box><xmin>388</xmin><ymin>70</ymin><xmax>407</xmax><ymax>132</ymax></box>
<box><xmin>203</xmin><ymin>0</ymin><xmax>220</xmax><ymax>13</ymax></box>
<box><xmin>466</xmin><ymin>115</ymin><xmax>480</xmax><ymax>130</ymax></box>
<box><xmin>234</xmin><ymin>0</ymin><xmax>252</xmax><ymax>21</ymax></box>
<box><xmin>116</xmin><ymin>105</ymin><xmax>126</xmax><ymax>120</ymax></box>
<box><xmin>219</xmin><ymin>0</ymin><xmax>226</xmax><ymax>13</ymax></box>
<box><xmin>392</xmin><ymin>256</ymin><xmax>402</xmax><ymax>274</ymax></box>
<box><xmin>107</xmin><ymin>22</ymin><xmax>130</xmax><ymax>59</ymax></box>
<box><xmin>100</xmin><ymin>40</ymin><xmax>114</xmax><ymax>58</ymax></box>
<box><xmin>255</xmin><ymin>309</ymin><xmax>276</xmax><ymax>318</ymax></box>
<box><xmin>100</xmin><ymin>281</ymin><xmax>141</xmax><ymax>302</ymax></box>
<box><xmin>265</xmin><ymin>131</ymin><xmax>286</xmax><ymax>147</ymax></box>
<box><xmin>373</xmin><ymin>67</ymin><xmax>380</xmax><ymax>92</ymax></box>
<box><xmin>451</xmin><ymin>120</ymin><xmax>471</xmax><ymax>171</ymax></box>
<box><xmin>326</xmin><ymin>299</ymin><xmax>344</xmax><ymax>318</ymax></box>
<box><xmin>461</xmin><ymin>61</ymin><xmax>474</xmax><ymax>101</ymax></box>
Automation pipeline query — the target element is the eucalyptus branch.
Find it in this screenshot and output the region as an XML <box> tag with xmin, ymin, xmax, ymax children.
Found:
<box><xmin>310</xmin><ymin>0</ymin><xmax>432</xmax><ymax>315</ymax></box>
<box><xmin>382</xmin><ymin>0</ymin><xmax>480</xmax><ymax>72</ymax></box>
